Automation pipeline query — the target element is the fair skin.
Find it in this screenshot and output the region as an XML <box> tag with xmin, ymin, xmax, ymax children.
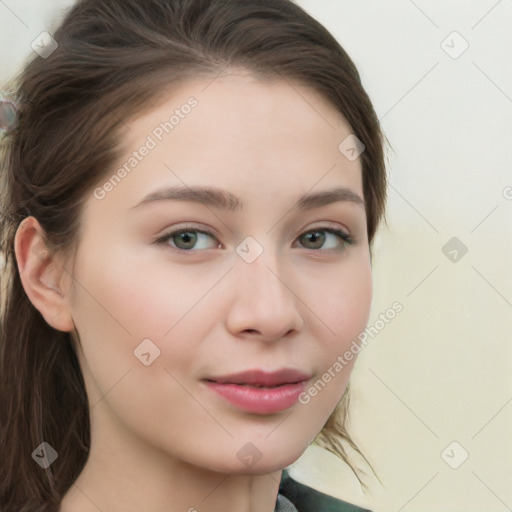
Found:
<box><xmin>15</xmin><ymin>70</ymin><xmax>372</xmax><ymax>512</ymax></box>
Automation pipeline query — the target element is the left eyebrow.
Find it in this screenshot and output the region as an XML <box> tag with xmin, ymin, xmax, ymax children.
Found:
<box><xmin>129</xmin><ymin>185</ymin><xmax>365</xmax><ymax>212</ymax></box>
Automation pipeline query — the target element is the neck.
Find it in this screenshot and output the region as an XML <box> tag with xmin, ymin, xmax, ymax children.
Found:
<box><xmin>60</xmin><ymin>406</ymin><xmax>283</xmax><ymax>512</ymax></box>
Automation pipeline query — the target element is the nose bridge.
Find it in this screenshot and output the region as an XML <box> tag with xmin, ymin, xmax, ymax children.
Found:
<box><xmin>227</xmin><ymin>234</ymin><xmax>303</xmax><ymax>338</ymax></box>
<box><xmin>236</xmin><ymin>234</ymin><xmax>289</xmax><ymax>298</ymax></box>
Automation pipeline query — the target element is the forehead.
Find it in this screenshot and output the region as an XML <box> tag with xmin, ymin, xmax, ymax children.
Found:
<box><xmin>90</xmin><ymin>70</ymin><xmax>364</xmax><ymax>214</ymax></box>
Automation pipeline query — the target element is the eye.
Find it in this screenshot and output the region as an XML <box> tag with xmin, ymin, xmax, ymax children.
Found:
<box><xmin>154</xmin><ymin>227</ymin><xmax>220</xmax><ymax>251</ymax></box>
<box><xmin>153</xmin><ymin>225</ymin><xmax>354</xmax><ymax>253</ymax></box>
<box><xmin>296</xmin><ymin>227</ymin><xmax>354</xmax><ymax>251</ymax></box>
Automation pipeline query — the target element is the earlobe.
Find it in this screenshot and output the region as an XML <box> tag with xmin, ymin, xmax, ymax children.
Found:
<box><xmin>14</xmin><ymin>216</ymin><xmax>75</xmax><ymax>332</ymax></box>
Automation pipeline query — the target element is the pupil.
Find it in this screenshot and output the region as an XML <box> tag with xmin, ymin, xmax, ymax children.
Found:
<box><xmin>305</xmin><ymin>231</ymin><xmax>324</xmax><ymax>248</ymax></box>
<box><xmin>177</xmin><ymin>232</ymin><xmax>196</xmax><ymax>249</ymax></box>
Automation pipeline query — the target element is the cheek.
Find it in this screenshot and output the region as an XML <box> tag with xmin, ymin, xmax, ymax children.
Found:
<box><xmin>68</xmin><ymin>249</ymin><xmax>206</xmax><ymax>431</ymax></box>
<box><xmin>300</xmin><ymin>256</ymin><xmax>372</xmax><ymax>404</ymax></box>
<box><xmin>74</xmin><ymin>245</ymin><xmax>212</xmax><ymax>340</ymax></box>
<box><xmin>310</xmin><ymin>256</ymin><xmax>373</xmax><ymax>346</ymax></box>
<box><xmin>69</xmin><ymin>246</ymin><xmax>223</xmax><ymax>390</ymax></box>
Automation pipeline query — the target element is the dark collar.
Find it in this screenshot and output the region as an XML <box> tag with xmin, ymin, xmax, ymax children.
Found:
<box><xmin>276</xmin><ymin>469</ymin><xmax>372</xmax><ymax>512</ymax></box>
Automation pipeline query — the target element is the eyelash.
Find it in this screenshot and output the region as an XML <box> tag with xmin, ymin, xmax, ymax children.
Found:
<box><xmin>153</xmin><ymin>225</ymin><xmax>355</xmax><ymax>254</ymax></box>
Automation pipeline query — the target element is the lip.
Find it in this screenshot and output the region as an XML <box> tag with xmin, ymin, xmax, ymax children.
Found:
<box><xmin>205</xmin><ymin>369</ymin><xmax>312</xmax><ymax>387</ymax></box>
<box><xmin>203</xmin><ymin>369</ymin><xmax>312</xmax><ymax>414</ymax></box>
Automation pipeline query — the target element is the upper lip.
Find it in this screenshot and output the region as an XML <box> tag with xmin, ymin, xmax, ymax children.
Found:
<box><xmin>204</xmin><ymin>369</ymin><xmax>312</xmax><ymax>387</ymax></box>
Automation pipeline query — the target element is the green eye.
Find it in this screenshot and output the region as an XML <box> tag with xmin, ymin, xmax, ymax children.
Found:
<box><xmin>298</xmin><ymin>228</ymin><xmax>353</xmax><ymax>250</ymax></box>
<box><xmin>154</xmin><ymin>226</ymin><xmax>354</xmax><ymax>253</ymax></box>
<box><xmin>155</xmin><ymin>229</ymin><xmax>219</xmax><ymax>251</ymax></box>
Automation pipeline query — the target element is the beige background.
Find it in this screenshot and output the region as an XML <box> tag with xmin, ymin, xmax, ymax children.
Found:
<box><xmin>1</xmin><ymin>1</ymin><xmax>511</xmax><ymax>511</ymax></box>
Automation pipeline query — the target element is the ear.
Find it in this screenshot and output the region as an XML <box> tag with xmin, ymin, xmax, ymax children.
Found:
<box><xmin>14</xmin><ymin>216</ymin><xmax>75</xmax><ymax>332</ymax></box>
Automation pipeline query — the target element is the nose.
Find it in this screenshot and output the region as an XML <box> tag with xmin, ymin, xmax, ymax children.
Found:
<box><xmin>225</xmin><ymin>244</ymin><xmax>304</xmax><ymax>342</ymax></box>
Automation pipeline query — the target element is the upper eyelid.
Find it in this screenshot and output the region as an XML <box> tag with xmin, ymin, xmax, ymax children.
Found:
<box><xmin>157</xmin><ymin>222</ymin><xmax>352</xmax><ymax>237</ymax></box>
<box><xmin>155</xmin><ymin>223</ymin><xmax>355</xmax><ymax>247</ymax></box>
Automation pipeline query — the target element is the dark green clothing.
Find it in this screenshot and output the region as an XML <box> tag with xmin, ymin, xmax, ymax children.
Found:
<box><xmin>275</xmin><ymin>470</ymin><xmax>372</xmax><ymax>512</ymax></box>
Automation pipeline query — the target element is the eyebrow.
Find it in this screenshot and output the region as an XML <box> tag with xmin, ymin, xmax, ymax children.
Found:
<box><xmin>129</xmin><ymin>185</ymin><xmax>364</xmax><ymax>212</ymax></box>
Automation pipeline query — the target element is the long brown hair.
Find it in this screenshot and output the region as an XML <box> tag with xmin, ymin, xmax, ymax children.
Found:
<box><xmin>0</xmin><ymin>0</ymin><xmax>387</xmax><ymax>509</ymax></box>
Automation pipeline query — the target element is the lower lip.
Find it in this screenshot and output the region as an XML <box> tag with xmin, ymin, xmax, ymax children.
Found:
<box><xmin>204</xmin><ymin>380</ymin><xmax>307</xmax><ymax>414</ymax></box>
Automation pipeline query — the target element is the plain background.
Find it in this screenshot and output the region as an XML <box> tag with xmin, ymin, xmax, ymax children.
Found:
<box><xmin>1</xmin><ymin>1</ymin><xmax>511</xmax><ymax>511</ymax></box>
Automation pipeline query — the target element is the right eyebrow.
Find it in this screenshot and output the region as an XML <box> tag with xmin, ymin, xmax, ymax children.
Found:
<box><xmin>129</xmin><ymin>185</ymin><xmax>365</xmax><ymax>212</ymax></box>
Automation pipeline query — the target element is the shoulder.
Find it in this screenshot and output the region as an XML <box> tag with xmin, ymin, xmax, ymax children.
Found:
<box><xmin>278</xmin><ymin>469</ymin><xmax>373</xmax><ymax>512</ymax></box>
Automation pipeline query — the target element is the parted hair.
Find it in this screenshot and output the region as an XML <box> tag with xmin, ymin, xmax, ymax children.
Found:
<box><xmin>0</xmin><ymin>0</ymin><xmax>387</xmax><ymax>509</ymax></box>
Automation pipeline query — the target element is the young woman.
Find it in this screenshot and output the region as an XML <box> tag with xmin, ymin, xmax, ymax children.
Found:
<box><xmin>0</xmin><ymin>0</ymin><xmax>387</xmax><ymax>510</ymax></box>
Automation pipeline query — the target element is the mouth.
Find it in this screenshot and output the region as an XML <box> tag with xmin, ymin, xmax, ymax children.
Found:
<box><xmin>204</xmin><ymin>382</ymin><xmax>297</xmax><ymax>388</ymax></box>
<box><xmin>202</xmin><ymin>369</ymin><xmax>312</xmax><ymax>414</ymax></box>
<box><xmin>204</xmin><ymin>368</ymin><xmax>312</xmax><ymax>387</ymax></box>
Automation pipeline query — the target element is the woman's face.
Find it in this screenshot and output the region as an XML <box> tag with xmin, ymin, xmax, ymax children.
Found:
<box><xmin>64</xmin><ymin>70</ymin><xmax>372</xmax><ymax>474</ymax></box>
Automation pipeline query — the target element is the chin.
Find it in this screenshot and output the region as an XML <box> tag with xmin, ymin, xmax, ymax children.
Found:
<box><xmin>182</xmin><ymin>447</ymin><xmax>302</xmax><ymax>477</ymax></box>
<box><xmin>224</xmin><ymin>445</ymin><xmax>308</xmax><ymax>476</ymax></box>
